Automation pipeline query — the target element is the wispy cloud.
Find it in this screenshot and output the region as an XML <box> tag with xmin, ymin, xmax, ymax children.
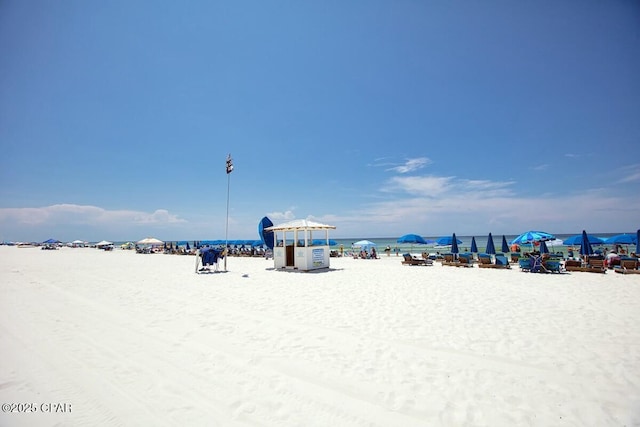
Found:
<box><xmin>616</xmin><ymin>164</ymin><xmax>640</xmax><ymax>184</ymax></box>
<box><xmin>381</xmin><ymin>176</ymin><xmax>516</xmax><ymax>199</ymax></box>
<box><xmin>456</xmin><ymin>179</ymin><xmax>516</xmax><ymax>196</ymax></box>
<box><xmin>382</xmin><ymin>175</ymin><xmax>454</xmax><ymax>196</ymax></box>
<box><xmin>387</xmin><ymin>157</ymin><xmax>432</xmax><ymax>174</ymax></box>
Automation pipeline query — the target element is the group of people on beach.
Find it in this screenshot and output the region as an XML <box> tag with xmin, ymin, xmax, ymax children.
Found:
<box><xmin>354</xmin><ymin>247</ymin><xmax>378</xmax><ymax>259</ymax></box>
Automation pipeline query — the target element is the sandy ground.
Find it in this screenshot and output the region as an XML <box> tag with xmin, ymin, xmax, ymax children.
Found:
<box><xmin>1</xmin><ymin>246</ymin><xmax>639</xmax><ymax>426</ymax></box>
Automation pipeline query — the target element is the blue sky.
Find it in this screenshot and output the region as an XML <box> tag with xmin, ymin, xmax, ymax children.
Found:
<box><xmin>1</xmin><ymin>0</ymin><xmax>639</xmax><ymax>242</ymax></box>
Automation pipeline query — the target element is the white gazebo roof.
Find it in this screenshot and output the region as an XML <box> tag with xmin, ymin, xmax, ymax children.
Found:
<box><xmin>265</xmin><ymin>219</ymin><xmax>336</xmax><ymax>232</ymax></box>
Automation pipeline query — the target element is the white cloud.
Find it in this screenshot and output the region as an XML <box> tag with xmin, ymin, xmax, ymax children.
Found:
<box><xmin>266</xmin><ymin>209</ymin><xmax>296</xmax><ymax>221</ymax></box>
<box><xmin>324</xmin><ymin>174</ymin><xmax>640</xmax><ymax>237</ymax></box>
<box><xmin>0</xmin><ymin>204</ymin><xmax>185</xmax><ymax>226</ymax></box>
<box><xmin>457</xmin><ymin>179</ymin><xmax>516</xmax><ymax>193</ymax></box>
<box><xmin>0</xmin><ymin>204</ymin><xmax>189</xmax><ymax>241</ymax></box>
<box><xmin>383</xmin><ymin>175</ymin><xmax>454</xmax><ymax>196</ymax></box>
<box><xmin>385</xmin><ymin>157</ymin><xmax>432</xmax><ymax>174</ymax></box>
<box><xmin>616</xmin><ymin>164</ymin><xmax>640</xmax><ymax>183</ymax></box>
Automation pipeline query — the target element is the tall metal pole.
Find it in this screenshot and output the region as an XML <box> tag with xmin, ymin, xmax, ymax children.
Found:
<box><xmin>224</xmin><ymin>154</ymin><xmax>233</xmax><ymax>271</ymax></box>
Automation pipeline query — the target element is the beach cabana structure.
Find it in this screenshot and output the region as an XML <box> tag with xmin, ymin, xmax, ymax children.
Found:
<box><xmin>265</xmin><ymin>219</ymin><xmax>336</xmax><ymax>271</ymax></box>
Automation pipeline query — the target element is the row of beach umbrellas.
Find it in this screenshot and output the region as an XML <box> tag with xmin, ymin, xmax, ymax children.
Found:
<box><xmin>393</xmin><ymin>229</ymin><xmax>639</xmax><ymax>256</ymax></box>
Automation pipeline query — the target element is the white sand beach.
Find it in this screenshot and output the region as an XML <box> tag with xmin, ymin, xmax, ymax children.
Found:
<box><xmin>1</xmin><ymin>246</ymin><xmax>639</xmax><ymax>426</ymax></box>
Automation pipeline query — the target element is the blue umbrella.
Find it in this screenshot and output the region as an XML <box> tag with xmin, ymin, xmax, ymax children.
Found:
<box><xmin>353</xmin><ymin>240</ymin><xmax>377</xmax><ymax>251</ymax></box>
<box><xmin>43</xmin><ymin>238</ymin><xmax>61</xmax><ymax>244</ymax></box>
<box><xmin>605</xmin><ymin>233</ymin><xmax>636</xmax><ymax>245</ymax></box>
<box><xmin>258</xmin><ymin>216</ymin><xmax>275</xmax><ymax>249</ymax></box>
<box><xmin>580</xmin><ymin>230</ymin><xmax>594</xmax><ymax>256</ymax></box>
<box><xmin>397</xmin><ymin>233</ymin><xmax>429</xmax><ymax>253</ymax></box>
<box><xmin>511</xmin><ymin>230</ymin><xmax>555</xmax><ymax>245</ymax></box>
<box><xmin>636</xmin><ymin>229</ymin><xmax>639</xmax><ymax>255</ymax></box>
<box><xmin>564</xmin><ymin>234</ymin><xmax>605</xmax><ymax>246</ymax></box>
<box><xmin>470</xmin><ymin>237</ymin><xmax>478</xmax><ymax>253</ymax></box>
<box><xmin>501</xmin><ymin>235</ymin><xmax>510</xmax><ymax>253</ymax></box>
<box><xmin>539</xmin><ymin>240</ymin><xmax>549</xmax><ymax>254</ymax></box>
<box><xmin>436</xmin><ymin>236</ymin><xmax>463</xmax><ymax>246</ymax></box>
<box><xmin>397</xmin><ymin>234</ymin><xmax>428</xmax><ymax>244</ymax></box>
<box><xmin>451</xmin><ymin>233</ymin><xmax>459</xmax><ymax>254</ymax></box>
<box><xmin>311</xmin><ymin>239</ymin><xmax>337</xmax><ymax>246</ymax></box>
<box><xmin>486</xmin><ymin>233</ymin><xmax>496</xmax><ymax>255</ymax></box>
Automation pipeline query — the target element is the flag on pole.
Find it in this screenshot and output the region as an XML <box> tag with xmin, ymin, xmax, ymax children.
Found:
<box><xmin>226</xmin><ymin>154</ymin><xmax>234</xmax><ymax>174</ymax></box>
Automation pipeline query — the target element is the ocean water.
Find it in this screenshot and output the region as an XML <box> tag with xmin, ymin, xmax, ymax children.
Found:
<box><xmin>105</xmin><ymin>232</ymin><xmax>635</xmax><ymax>255</ymax></box>
<box><xmin>329</xmin><ymin>233</ymin><xmax>632</xmax><ymax>255</ymax></box>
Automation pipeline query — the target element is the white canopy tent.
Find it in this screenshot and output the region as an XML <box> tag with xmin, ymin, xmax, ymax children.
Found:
<box><xmin>95</xmin><ymin>240</ymin><xmax>114</xmax><ymax>250</ymax></box>
<box><xmin>70</xmin><ymin>239</ymin><xmax>86</xmax><ymax>247</ymax></box>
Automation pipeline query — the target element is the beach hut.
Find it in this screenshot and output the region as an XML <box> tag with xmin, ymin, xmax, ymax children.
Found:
<box><xmin>265</xmin><ymin>219</ymin><xmax>336</xmax><ymax>271</ymax></box>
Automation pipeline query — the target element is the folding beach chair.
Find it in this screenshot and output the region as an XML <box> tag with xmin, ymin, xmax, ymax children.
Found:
<box><xmin>195</xmin><ymin>247</ymin><xmax>224</xmax><ymax>273</ymax></box>
<box><xmin>530</xmin><ymin>255</ymin><xmax>543</xmax><ymax>273</ymax></box>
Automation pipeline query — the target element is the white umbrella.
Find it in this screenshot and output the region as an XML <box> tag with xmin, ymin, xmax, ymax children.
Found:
<box><xmin>137</xmin><ymin>237</ymin><xmax>164</xmax><ymax>245</ymax></box>
<box><xmin>96</xmin><ymin>240</ymin><xmax>113</xmax><ymax>247</ymax></box>
<box><xmin>546</xmin><ymin>239</ymin><xmax>564</xmax><ymax>247</ymax></box>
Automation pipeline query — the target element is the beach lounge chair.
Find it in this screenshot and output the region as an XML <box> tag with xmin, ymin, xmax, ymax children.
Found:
<box><xmin>441</xmin><ymin>253</ymin><xmax>459</xmax><ymax>266</ymax></box>
<box><xmin>401</xmin><ymin>253</ymin><xmax>431</xmax><ymax>266</ymax></box>
<box><xmin>614</xmin><ymin>257</ymin><xmax>640</xmax><ymax>274</ymax></box>
<box><xmin>477</xmin><ymin>253</ymin><xmax>494</xmax><ymax>268</ymax></box>
<box><xmin>564</xmin><ymin>259</ymin><xmax>606</xmax><ymax>274</ymax></box>
<box><xmin>564</xmin><ymin>259</ymin><xmax>581</xmax><ymax>272</ymax></box>
<box><xmin>543</xmin><ymin>259</ymin><xmax>562</xmax><ymax>273</ymax></box>
<box><xmin>518</xmin><ymin>258</ymin><xmax>531</xmax><ymax>272</ymax></box>
<box><xmin>494</xmin><ymin>254</ymin><xmax>511</xmax><ymax>269</ymax></box>
<box><xmin>457</xmin><ymin>253</ymin><xmax>474</xmax><ymax>267</ymax></box>
<box><xmin>442</xmin><ymin>253</ymin><xmax>473</xmax><ymax>267</ymax></box>
<box><xmin>442</xmin><ymin>253</ymin><xmax>454</xmax><ymax>264</ymax></box>
<box><xmin>478</xmin><ymin>253</ymin><xmax>509</xmax><ymax>269</ymax></box>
